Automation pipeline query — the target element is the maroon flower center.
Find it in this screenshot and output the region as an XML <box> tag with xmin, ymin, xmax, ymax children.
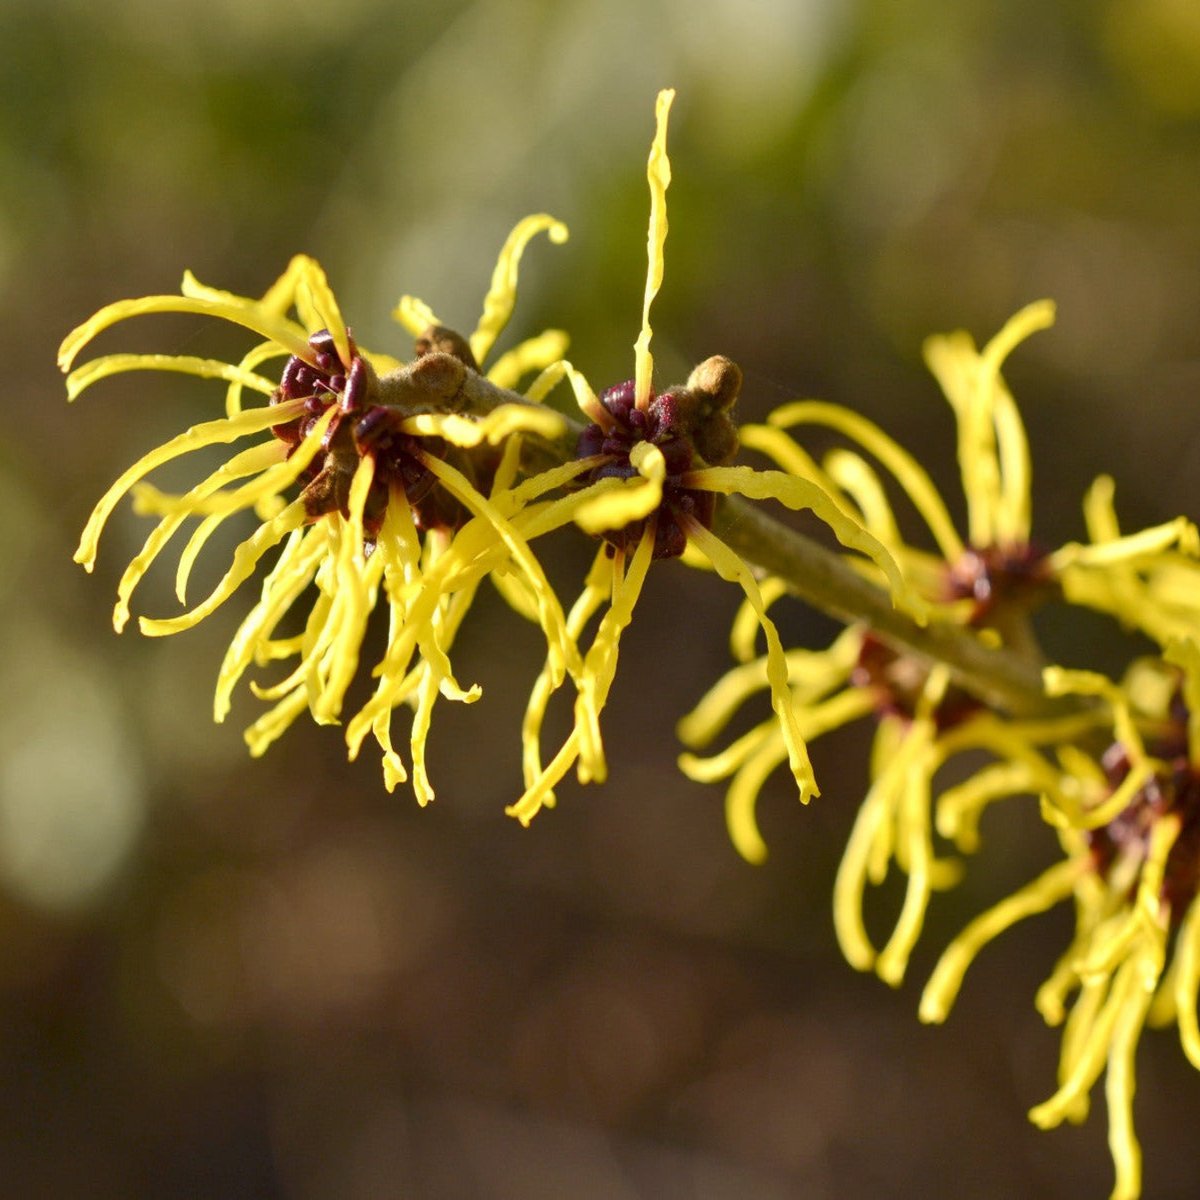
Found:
<box><xmin>575</xmin><ymin>379</ymin><xmax>714</xmax><ymax>559</ymax></box>
<box><xmin>851</xmin><ymin>633</ymin><xmax>981</xmax><ymax>730</ymax></box>
<box><xmin>271</xmin><ymin>329</ymin><xmax>457</xmax><ymax>533</ymax></box>
<box><xmin>272</xmin><ymin>328</ymin><xmax>370</xmax><ymax>445</ymax></box>
<box><xmin>944</xmin><ymin>542</ymin><xmax>1055</xmax><ymax>622</ymax></box>
<box><xmin>1089</xmin><ymin>700</ymin><xmax>1200</xmax><ymax>921</ymax></box>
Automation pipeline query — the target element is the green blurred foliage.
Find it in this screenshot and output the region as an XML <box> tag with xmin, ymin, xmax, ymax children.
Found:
<box><xmin>4</xmin><ymin>0</ymin><xmax>1200</xmax><ymax>1195</ymax></box>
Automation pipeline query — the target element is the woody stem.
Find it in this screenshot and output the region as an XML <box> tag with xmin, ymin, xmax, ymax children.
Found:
<box><xmin>713</xmin><ymin>498</ymin><xmax>1065</xmax><ymax>717</ymax></box>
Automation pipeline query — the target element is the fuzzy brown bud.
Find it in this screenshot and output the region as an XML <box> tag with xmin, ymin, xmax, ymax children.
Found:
<box><xmin>414</xmin><ymin>324</ymin><xmax>480</xmax><ymax>372</ymax></box>
<box><xmin>375</xmin><ymin>352</ymin><xmax>469</xmax><ymax>415</ymax></box>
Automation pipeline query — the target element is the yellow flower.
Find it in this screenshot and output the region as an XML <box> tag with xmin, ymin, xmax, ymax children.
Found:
<box><xmin>680</xmin><ymin>300</ymin><xmax>1197</xmax><ymax>984</ymax></box>
<box><xmin>507</xmin><ymin>88</ymin><xmax>924</xmax><ymax>826</ymax></box>
<box><xmin>61</xmin><ymin>228</ymin><xmax>580</xmax><ymax>803</ymax></box>
<box><xmin>750</xmin><ymin>300</ymin><xmax>1197</xmax><ymax>638</ymax></box>
<box><xmin>679</xmin><ymin>612</ymin><xmax>1106</xmax><ymax>979</ymax></box>
<box><xmin>920</xmin><ymin>651</ymin><xmax>1200</xmax><ymax>1200</ymax></box>
<box><xmin>1061</xmin><ymin>472</ymin><xmax>1200</xmax><ymax>645</ymax></box>
<box><xmin>678</xmin><ymin>294</ymin><xmax>1200</xmax><ymax>1186</ymax></box>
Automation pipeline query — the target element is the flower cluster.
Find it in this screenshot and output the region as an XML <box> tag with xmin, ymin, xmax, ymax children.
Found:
<box><xmin>63</xmin><ymin>89</ymin><xmax>1200</xmax><ymax>1199</ymax></box>
<box><xmin>916</xmin><ymin>652</ymin><xmax>1200</xmax><ymax>1200</ymax></box>
<box><xmin>61</xmin><ymin>225</ymin><xmax>580</xmax><ymax>803</ymax></box>
<box><xmin>678</xmin><ymin>297</ymin><xmax>1200</xmax><ymax>1195</ymax></box>
<box><xmin>64</xmin><ymin>89</ymin><xmax>920</xmax><ymax>825</ymax></box>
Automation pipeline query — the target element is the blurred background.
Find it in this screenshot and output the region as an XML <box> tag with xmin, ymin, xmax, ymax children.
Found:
<box><xmin>5</xmin><ymin>0</ymin><xmax>1200</xmax><ymax>1195</ymax></box>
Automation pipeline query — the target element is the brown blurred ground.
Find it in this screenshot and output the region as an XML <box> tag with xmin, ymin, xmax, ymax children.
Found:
<box><xmin>4</xmin><ymin>0</ymin><xmax>1200</xmax><ymax>1196</ymax></box>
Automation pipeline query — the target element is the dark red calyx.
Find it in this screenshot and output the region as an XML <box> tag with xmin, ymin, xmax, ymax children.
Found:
<box><xmin>1088</xmin><ymin>691</ymin><xmax>1200</xmax><ymax>920</ymax></box>
<box><xmin>354</xmin><ymin>407</ymin><xmax>438</xmax><ymax>505</ymax></box>
<box><xmin>352</xmin><ymin>405</ymin><xmax>463</xmax><ymax>532</ymax></box>
<box><xmin>574</xmin><ymin>379</ymin><xmax>713</xmax><ymax>560</ymax></box>
<box><xmin>944</xmin><ymin>542</ymin><xmax>1056</xmax><ymax>624</ymax></box>
<box><xmin>271</xmin><ymin>328</ymin><xmax>366</xmax><ymax>446</ymax></box>
<box><xmin>852</xmin><ymin>633</ymin><xmax>981</xmax><ymax>731</ymax></box>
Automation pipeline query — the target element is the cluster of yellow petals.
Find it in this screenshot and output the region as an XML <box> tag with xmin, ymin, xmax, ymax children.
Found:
<box><xmin>61</xmin><ymin>226</ymin><xmax>584</xmax><ymax>804</ymax></box>
<box><xmin>507</xmin><ymin>88</ymin><xmax>925</xmax><ymax>825</ymax></box>
<box><xmin>62</xmin><ymin>83</ymin><xmax>1200</xmax><ymax>1200</ymax></box>
<box><xmin>63</xmin><ymin>85</ymin><xmax>918</xmax><ymax>831</ymax></box>
<box><xmin>680</xmin><ymin>305</ymin><xmax>1059</xmax><ymax>960</ymax></box>
<box><xmin>679</xmin><ymin>297</ymin><xmax>1200</xmax><ymax>1200</ymax></box>
<box><xmin>919</xmin><ymin>652</ymin><xmax>1200</xmax><ymax>1200</ymax></box>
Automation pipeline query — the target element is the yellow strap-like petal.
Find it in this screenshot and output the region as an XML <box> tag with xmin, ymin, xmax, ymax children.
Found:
<box><xmin>823</xmin><ymin>448</ymin><xmax>906</xmax><ymax>552</ymax></box>
<box><xmin>982</xmin><ymin>298</ymin><xmax>1057</xmax><ymax>376</ymax></box>
<box><xmin>728</xmin><ymin>575</ymin><xmax>792</xmax><ymax>663</ymax></box>
<box><xmin>418</xmin><ymin>451</ymin><xmax>577</xmax><ymax>683</ymax></box>
<box><xmin>139</xmin><ymin>499</ymin><xmax>309</xmax><ymax>636</ymax></box>
<box><xmin>686</xmin><ymin>465</ymin><xmax>930</xmax><ymax>622</ymax></box>
<box><xmin>919</xmin><ymin>858</ymin><xmax>1083</xmax><ymax>1023</ymax></box>
<box><xmin>1036</xmin><ymin>907</ymin><xmax>1105</xmax><ymax>1029</ymax></box>
<box><xmin>391</xmin><ymin>295</ymin><xmax>441</xmax><ymax>337</ymax></box>
<box><xmin>74</xmin><ymin>398</ymin><xmax>304</xmax><ymax>572</ymax></box>
<box><xmin>1042</xmin><ymin>760</ymin><xmax>1153</xmax><ymax>833</ymax></box>
<box><xmin>140</xmin><ymin>404</ymin><xmax>334</xmax><ymax>520</ymax></box>
<box><xmin>522</xmin><ymin>358</ymin><xmax>606</xmax><ymax>424</ymax></box>
<box><xmin>1052</xmin><ymin>516</ymin><xmax>1199</xmax><ymax>572</ymax></box>
<box><xmin>875</xmin><ymin>730</ymin><xmax>937</xmax><ymax>987</ymax></box>
<box><xmin>66</xmin><ymin>353</ymin><xmax>276</xmax><ymax>403</ymax></box>
<box><xmin>114</xmin><ymin>441</ymin><xmax>284</xmax><ymax>633</ymax></box>
<box><xmin>722</xmin><ymin>732</ymin><xmax>789</xmax><ymax>865</ymax></box>
<box><xmin>1027</xmin><ymin>953</ymin><xmax>1141</xmax><ymax>1133</ymax></box>
<box><xmin>59</xmin><ymin>295</ymin><xmax>313</xmax><ymax>372</ymax></box>
<box><xmin>767</xmin><ymin>400</ymin><xmax>963</xmax><ymax>562</ymax></box>
<box><xmin>182</xmin><ymin>259</ymin><xmax>318</xmax><ymax>319</ymax></box>
<box><xmin>991</xmin><ymin>378</ymin><xmax>1033</xmax><ymax>545</ymax></box>
<box><xmin>738</xmin><ymin>424</ymin><xmax>842</xmax><ymax>501</ymax></box>
<box><xmin>310</xmin><ymin>456</ymin><xmax>378</xmax><ymax>722</ymax></box>
<box><xmin>399</xmin><ymin>403</ymin><xmax>566</xmax><ymax>447</ymax></box>
<box><xmin>1173</xmin><ymin>895</ymin><xmax>1200</xmax><ymax>1070</ymax></box>
<box><xmin>1106</xmin><ymin>944</ymin><xmax>1159</xmax><ymax>1200</ymax></box>
<box><xmin>243</xmin><ymin>687</ymin><xmax>310</xmax><ymax>758</ymax></box>
<box><xmin>214</xmin><ymin>525</ymin><xmax>329</xmax><ymax>719</ymax></box>
<box><xmin>1044</xmin><ymin>665</ymin><xmax>1145</xmax><ymax>762</ymax></box>
<box><xmin>470</xmin><ymin>215</ymin><xmax>569</xmax><ymax>367</ymax></box>
<box><xmin>573</xmin><ymin>441</ymin><xmax>666</xmax><ymax>535</ymax></box>
<box><xmin>678</xmin><ymin>630</ymin><xmax>861</xmax><ymax>749</ymax></box>
<box><xmin>634</xmin><ymin>88</ymin><xmax>674</xmax><ymax>411</ymax></box>
<box><xmin>926</xmin><ymin>300</ymin><xmax>1054</xmax><ymax>549</ymax></box>
<box><xmin>678</xmin><ymin>721</ymin><xmax>773</xmax><ymax>785</ymax></box>
<box><xmin>293</xmin><ymin>257</ymin><xmax>352</xmax><ymax>368</ymax></box>
<box><xmin>936</xmin><ymin>760</ymin><xmax>1043</xmax><ymax>852</ymax></box>
<box><xmin>507</xmin><ymin>730</ymin><xmax>581</xmax><ymax>826</ymax></box>
<box><xmin>227</xmin><ymin>341</ymin><xmax>291</xmax><ymax>416</ymax></box>
<box><xmin>573</xmin><ymin>527</ymin><xmax>657</xmax><ymax>784</ymax></box>
<box><xmin>487</xmin><ymin>329</ymin><xmax>570</xmax><ymax>391</ymax></box>
<box><xmin>517</xmin><ymin>549</ymin><xmax>611</xmax><ymax>818</ymax></box>
<box><xmin>685</xmin><ymin>521</ymin><xmax>817</xmax><ymax>835</ymax></box>
<box><xmin>409</xmin><ymin>666</ymin><xmax>443</xmax><ymax>807</ymax></box>
<box><xmin>834</xmin><ymin>753</ymin><xmax>905</xmax><ymax>971</ymax></box>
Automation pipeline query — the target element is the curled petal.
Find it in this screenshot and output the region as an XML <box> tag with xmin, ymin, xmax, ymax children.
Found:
<box><xmin>488</xmin><ymin>329</ymin><xmax>570</xmax><ymax>391</ymax></box>
<box><xmin>66</xmin><ymin>353</ymin><xmax>277</xmax><ymax>403</ymax></box>
<box><xmin>685</xmin><ymin>465</ymin><xmax>930</xmax><ymax>623</ymax></box>
<box><xmin>74</xmin><ymin>398</ymin><xmax>305</xmax><ymax>572</ymax></box>
<box><xmin>399</xmin><ymin>403</ymin><xmax>567</xmax><ymax>447</ymax></box>
<box><xmin>59</xmin><ymin>294</ymin><xmax>313</xmax><ymax>372</ymax></box>
<box><xmin>392</xmin><ymin>294</ymin><xmax>441</xmax><ymax>337</ymax></box>
<box><xmin>919</xmin><ymin>859</ymin><xmax>1083</xmax><ymax>1024</ymax></box>
<box><xmin>470</xmin><ymin>215</ymin><xmax>569</xmax><ymax>367</ymax></box>
<box><xmin>634</xmin><ymin>88</ymin><xmax>674</xmax><ymax>410</ymax></box>
<box><xmin>573</xmin><ymin>442</ymin><xmax>667</xmax><ymax>535</ymax></box>
<box><xmin>764</xmin><ymin>402</ymin><xmax>963</xmax><ymax>562</ymax></box>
